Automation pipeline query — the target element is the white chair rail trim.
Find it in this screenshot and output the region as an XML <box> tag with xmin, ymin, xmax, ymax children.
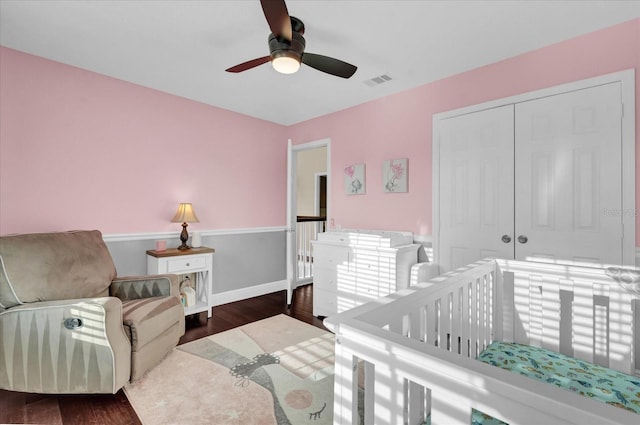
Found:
<box><xmin>102</xmin><ymin>226</ymin><xmax>288</xmax><ymax>242</ymax></box>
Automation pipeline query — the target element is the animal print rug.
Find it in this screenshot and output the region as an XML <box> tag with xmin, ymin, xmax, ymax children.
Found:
<box><xmin>124</xmin><ymin>314</ymin><xmax>335</xmax><ymax>425</ymax></box>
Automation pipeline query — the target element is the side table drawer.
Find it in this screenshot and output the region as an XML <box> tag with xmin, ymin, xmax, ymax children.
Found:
<box><xmin>167</xmin><ymin>255</ymin><xmax>207</xmax><ymax>273</ymax></box>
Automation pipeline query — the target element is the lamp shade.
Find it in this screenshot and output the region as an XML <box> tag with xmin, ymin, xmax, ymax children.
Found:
<box><xmin>171</xmin><ymin>203</ymin><xmax>199</xmax><ymax>223</ymax></box>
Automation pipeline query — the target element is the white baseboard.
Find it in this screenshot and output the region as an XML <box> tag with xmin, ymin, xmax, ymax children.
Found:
<box><xmin>212</xmin><ymin>280</ymin><xmax>288</xmax><ymax>306</ymax></box>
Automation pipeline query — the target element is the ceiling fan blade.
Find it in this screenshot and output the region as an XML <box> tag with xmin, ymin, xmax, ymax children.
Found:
<box><xmin>225</xmin><ymin>56</ymin><xmax>272</xmax><ymax>73</ymax></box>
<box><xmin>260</xmin><ymin>0</ymin><xmax>292</xmax><ymax>42</ymax></box>
<box><xmin>302</xmin><ymin>53</ymin><xmax>357</xmax><ymax>79</ymax></box>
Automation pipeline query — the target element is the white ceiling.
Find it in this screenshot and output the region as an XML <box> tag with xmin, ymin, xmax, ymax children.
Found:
<box><xmin>1</xmin><ymin>1</ymin><xmax>639</xmax><ymax>126</ymax></box>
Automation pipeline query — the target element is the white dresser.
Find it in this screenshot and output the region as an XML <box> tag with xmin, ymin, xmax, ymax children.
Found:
<box><xmin>311</xmin><ymin>230</ymin><xmax>420</xmax><ymax>317</ymax></box>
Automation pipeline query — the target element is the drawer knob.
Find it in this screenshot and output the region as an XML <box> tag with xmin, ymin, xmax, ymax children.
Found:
<box><xmin>186</xmin><ymin>263</ymin><xmax>190</xmax><ymax>266</ymax></box>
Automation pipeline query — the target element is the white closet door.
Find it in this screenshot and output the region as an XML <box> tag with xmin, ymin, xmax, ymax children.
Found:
<box><xmin>438</xmin><ymin>105</ymin><xmax>515</xmax><ymax>271</ymax></box>
<box><xmin>514</xmin><ymin>83</ymin><xmax>623</xmax><ymax>264</ymax></box>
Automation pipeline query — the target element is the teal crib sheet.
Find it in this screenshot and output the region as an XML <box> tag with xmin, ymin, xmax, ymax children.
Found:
<box><xmin>423</xmin><ymin>341</ymin><xmax>639</xmax><ymax>425</ymax></box>
<box><xmin>477</xmin><ymin>341</ymin><xmax>640</xmax><ymax>419</ymax></box>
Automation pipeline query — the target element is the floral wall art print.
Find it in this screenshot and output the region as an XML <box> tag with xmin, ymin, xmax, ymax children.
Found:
<box><xmin>383</xmin><ymin>158</ymin><xmax>408</xmax><ymax>193</ymax></box>
<box><xmin>344</xmin><ymin>164</ymin><xmax>365</xmax><ymax>195</ymax></box>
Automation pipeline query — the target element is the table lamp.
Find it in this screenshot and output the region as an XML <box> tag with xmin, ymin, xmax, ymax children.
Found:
<box><xmin>171</xmin><ymin>203</ymin><xmax>199</xmax><ymax>250</ymax></box>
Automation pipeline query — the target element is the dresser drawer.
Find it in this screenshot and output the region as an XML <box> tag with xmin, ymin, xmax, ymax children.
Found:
<box><xmin>313</xmin><ymin>244</ymin><xmax>349</xmax><ymax>265</ymax></box>
<box><xmin>166</xmin><ymin>255</ymin><xmax>207</xmax><ymax>273</ymax></box>
<box><xmin>313</xmin><ymin>288</ymin><xmax>337</xmax><ymax>317</ymax></box>
<box><xmin>313</xmin><ymin>266</ymin><xmax>336</xmax><ymax>291</ymax></box>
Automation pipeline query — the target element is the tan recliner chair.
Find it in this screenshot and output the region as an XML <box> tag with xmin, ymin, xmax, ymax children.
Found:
<box><xmin>0</xmin><ymin>230</ymin><xmax>185</xmax><ymax>394</ymax></box>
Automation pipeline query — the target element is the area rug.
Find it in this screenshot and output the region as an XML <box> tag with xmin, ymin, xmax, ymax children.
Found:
<box><xmin>124</xmin><ymin>314</ymin><xmax>335</xmax><ymax>425</ymax></box>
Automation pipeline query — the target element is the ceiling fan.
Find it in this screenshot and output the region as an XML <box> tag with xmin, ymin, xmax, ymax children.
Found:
<box><xmin>225</xmin><ymin>0</ymin><xmax>357</xmax><ymax>79</ymax></box>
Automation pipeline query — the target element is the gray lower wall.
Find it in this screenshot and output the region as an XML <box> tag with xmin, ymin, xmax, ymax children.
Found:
<box><xmin>105</xmin><ymin>230</ymin><xmax>286</xmax><ymax>295</ymax></box>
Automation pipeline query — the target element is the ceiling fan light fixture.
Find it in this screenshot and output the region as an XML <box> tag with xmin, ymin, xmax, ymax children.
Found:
<box><xmin>226</xmin><ymin>1</ymin><xmax>356</xmax><ymax>78</ymax></box>
<box><xmin>272</xmin><ymin>51</ymin><xmax>301</xmax><ymax>74</ymax></box>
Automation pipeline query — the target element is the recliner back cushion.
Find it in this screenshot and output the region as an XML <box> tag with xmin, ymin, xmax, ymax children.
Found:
<box><xmin>0</xmin><ymin>230</ymin><xmax>116</xmax><ymax>307</ymax></box>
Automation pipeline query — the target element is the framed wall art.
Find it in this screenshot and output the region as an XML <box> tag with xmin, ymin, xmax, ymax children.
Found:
<box><xmin>382</xmin><ymin>158</ymin><xmax>408</xmax><ymax>193</ymax></box>
<box><xmin>344</xmin><ymin>163</ymin><xmax>365</xmax><ymax>195</ymax></box>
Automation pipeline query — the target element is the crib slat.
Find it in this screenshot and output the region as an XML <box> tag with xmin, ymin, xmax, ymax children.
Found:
<box><xmin>592</xmin><ymin>282</ymin><xmax>609</xmax><ymax>367</ymax></box>
<box><xmin>407</xmin><ymin>308</ymin><xmax>425</xmax><ymax>423</ymax></box>
<box><xmin>409</xmin><ymin>309</ymin><xmax>420</xmax><ymax>341</ymax></box>
<box><xmin>608</xmin><ymin>283</ymin><xmax>634</xmax><ymax>374</ymax></box>
<box><xmin>478</xmin><ymin>275</ymin><xmax>486</xmax><ymax>350</ymax></box>
<box><xmin>389</xmin><ymin>315</ymin><xmax>403</xmax><ymax>335</ymax></box>
<box><xmin>363</xmin><ymin>361</ymin><xmax>375</xmax><ymax>425</ymax></box>
<box><xmin>513</xmin><ymin>272</ymin><xmax>531</xmax><ymax>345</ymax></box>
<box><xmin>451</xmin><ymin>286</ymin><xmax>461</xmax><ymax>353</ymax></box>
<box><xmin>529</xmin><ymin>274</ymin><xmax>543</xmax><ymax>347</ymax></box>
<box><xmin>483</xmin><ymin>272</ymin><xmax>493</xmax><ymax>347</ymax></box>
<box><xmin>499</xmin><ymin>269</ymin><xmax>514</xmax><ymax>342</ymax></box>
<box><xmin>572</xmin><ymin>279</ymin><xmax>595</xmax><ymax>364</ymax></box>
<box><xmin>541</xmin><ymin>277</ymin><xmax>560</xmax><ymax>353</ymax></box>
<box><xmin>419</xmin><ymin>306</ymin><xmax>427</xmax><ymax>344</ymax></box>
<box><xmin>558</xmin><ymin>278</ymin><xmax>574</xmax><ymax>357</ymax></box>
<box><xmin>407</xmin><ymin>380</ymin><xmax>425</xmax><ymax>425</ymax></box>
<box><xmin>333</xmin><ymin>340</ymin><xmax>359</xmax><ymax>425</ymax></box>
<box><xmin>440</xmin><ymin>294</ymin><xmax>451</xmax><ymax>350</ymax></box>
<box><xmin>470</xmin><ymin>278</ymin><xmax>479</xmax><ymax>356</ymax></box>
<box><xmin>373</xmin><ymin>363</ymin><xmax>405</xmax><ymax>425</ymax></box>
<box><xmin>426</xmin><ymin>302</ymin><xmax>437</xmax><ymax>346</ymax></box>
<box><xmin>461</xmin><ymin>282</ymin><xmax>470</xmax><ymax>357</ymax></box>
<box><xmin>430</xmin><ymin>391</ymin><xmax>472</xmax><ymax>425</ymax></box>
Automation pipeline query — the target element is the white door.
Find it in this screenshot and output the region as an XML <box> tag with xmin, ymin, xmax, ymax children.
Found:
<box><xmin>515</xmin><ymin>83</ymin><xmax>623</xmax><ymax>263</ymax></box>
<box><xmin>438</xmin><ymin>105</ymin><xmax>515</xmax><ymax>271</ymax></box>
<box><xmin>437</xmin><ymin>82</ymin><xmax>625</xmax><ymax>271</ymax></box>
<box><xmin>286</xmin><ymin>140</ymin><xmax>297</xmax><ymax>305</ymax></box>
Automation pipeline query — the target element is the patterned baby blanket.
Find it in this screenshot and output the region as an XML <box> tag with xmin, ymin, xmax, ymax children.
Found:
<box><xmin>423</xmin><ymin>341</ymin><xmax>639</xmax><ymax>425</ymax></box>
<box><xmin>476</xmin><ymin>341</ymin><xmax>640</xmax><ymax>421</ymax></box>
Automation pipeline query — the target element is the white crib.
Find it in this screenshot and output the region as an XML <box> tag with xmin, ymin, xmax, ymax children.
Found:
<box><xmin>324</xmin><ymin>258</ymin><xmax>638</xmax><ymax>425</ymax></box>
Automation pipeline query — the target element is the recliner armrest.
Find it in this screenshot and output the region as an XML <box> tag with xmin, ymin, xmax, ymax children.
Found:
<box><xmin>0</xmin><ymin>297</ymin><xmax>131</xmax><ymax>394</ymax></box>
<box><xmin>110</xmin><ymin>274</ymin><xmax>180</xmax><ymax>301</ymax></box>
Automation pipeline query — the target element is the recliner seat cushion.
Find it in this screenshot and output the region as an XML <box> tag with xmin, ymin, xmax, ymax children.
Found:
<box><xmin>129</xmin><ymin>322</ymin><xmax>182</xmax><ymax>381</ymax></box>
<box><xmin>121</xmin><ymin>296</ymin><xmax>184</xmax><ymax>380</ymax></box>
<box><xmin>0</xmin><ymin>230</ymin><xmax>116</xmax><ymax>308</ymax></box>
<box><xmin>121</xmin><ymin>296</ymin><xmax>183</xmax><ymax>351</ymax></box>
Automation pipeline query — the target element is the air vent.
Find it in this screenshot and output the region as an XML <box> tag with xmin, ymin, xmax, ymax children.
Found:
<box><xmin>364</xmin><ymin>74</ymin><xmax>393</xmax><ymax>87</ymax></box>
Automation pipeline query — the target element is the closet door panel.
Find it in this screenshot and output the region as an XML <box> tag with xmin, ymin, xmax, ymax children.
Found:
<box><xmin>514</xmin><ymin>83</ymin><xmax>623</xmax><ymax>264</ymax></box>
<box><xmin>438</xmin><ymin>105</ymin><xmax>515</xmax><ymax>271</ymax></box>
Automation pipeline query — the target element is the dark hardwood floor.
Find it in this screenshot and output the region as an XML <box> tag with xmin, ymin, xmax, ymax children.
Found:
<box><xmin>0</xmin><ymin>284</ymin><xmax>325</xmax><ymax>425</ymax></box>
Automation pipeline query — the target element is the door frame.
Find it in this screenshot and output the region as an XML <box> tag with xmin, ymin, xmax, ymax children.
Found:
<box><xmin>286</xmin><ymin>138</ymin><xmax>331</xmax><ymax>305</ymax></box>
<box><xmin>433</xmin><ymin>69</ymin><xmax>636</xmax><ymax>267</ymax></box>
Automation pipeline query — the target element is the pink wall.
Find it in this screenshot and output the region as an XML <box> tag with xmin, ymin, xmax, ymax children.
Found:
<box><xmin>1</xmin><ymin>19</ymin><xmax>639</xmax><ymax>240</ymax></box>
<box><xmin>288</xmin><ymin>18</ymin><xmax>640</xmax><ymax>240</ymax></box>
<box><xmin>0</xmin><ymin>47</ymin><xmax>288</xmax><ymax>235</ymax></box>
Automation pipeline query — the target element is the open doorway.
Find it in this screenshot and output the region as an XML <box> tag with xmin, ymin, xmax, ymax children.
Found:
<box><xmin>286</xmin><ymin>139</ymin><xmax>330</xmax><ymax>305</ymax></box>
<box><xmin>315</xmin><ymin>173</ymin><xmax>327</xmax><ymax>220</ymax></box>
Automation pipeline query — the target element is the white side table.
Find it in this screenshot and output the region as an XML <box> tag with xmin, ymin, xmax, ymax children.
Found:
<box><xmin>146</xmin><ymin>246</ymin><xmax>215</xmax><ymax>318</ymax></box>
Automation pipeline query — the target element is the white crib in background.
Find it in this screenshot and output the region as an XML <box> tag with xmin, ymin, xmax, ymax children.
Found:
<box><xmin>325</xmin><ymin>258</ymin><xmax>638</xmax><ymax>425</ymax></box>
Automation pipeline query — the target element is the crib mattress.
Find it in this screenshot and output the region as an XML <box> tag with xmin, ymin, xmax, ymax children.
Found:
<box><xmin>477</xmin><ymin>341</ymin><xmax>640</xmax><ymax>416</ymax></box>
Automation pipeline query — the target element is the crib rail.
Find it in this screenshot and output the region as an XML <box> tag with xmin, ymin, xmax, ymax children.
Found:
<box><xmin>498</xmin><ymin>259</ymin><xmax>635</xmax><ymax>374</ymax></box>
<box><xmin>326</xmin><ymin>258</ymin><xmax>638</xmax><ymax>425</ymax></box>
